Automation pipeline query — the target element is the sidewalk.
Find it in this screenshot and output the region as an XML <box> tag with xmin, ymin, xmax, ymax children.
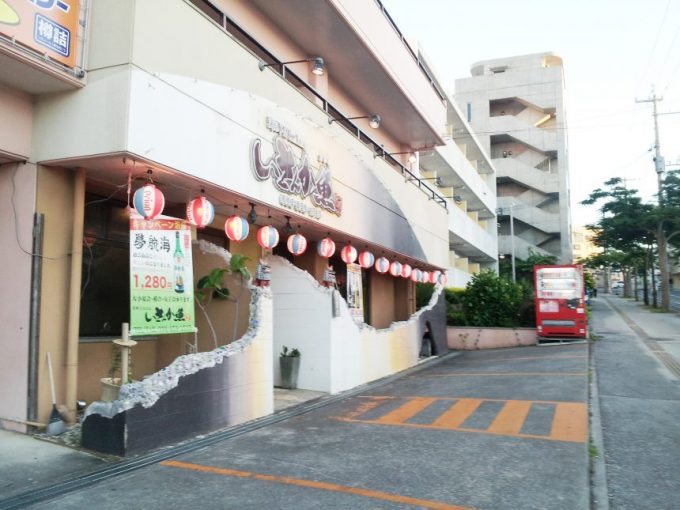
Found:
<box><xmin>590</xmin><ymin>293</ymin><xmax>680</xmax><ymax>509</ymax></box>
<box><xmin>600</xmin><ymin>292</ymin><xmax>680</xmax><ymax>376</ymax></box>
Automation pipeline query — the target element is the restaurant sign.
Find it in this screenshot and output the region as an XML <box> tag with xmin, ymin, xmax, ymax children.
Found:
<box><xmin>0</xmin><ymin>0</ymin><xmax>80</xmax><ymax>69</ymax></box>
<box><xmin>251</xmin><ymin>117</ymin><xmax>342</xmax><ymax>216</ymax></box>
<box><xmin>129</xmin><ymin>216</ymin><xmax>195</xmax><ymax>336</ymax></box>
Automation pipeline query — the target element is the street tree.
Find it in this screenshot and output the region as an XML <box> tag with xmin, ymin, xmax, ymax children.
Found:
<box><xmin>582</xmin><ymin>174</ymin><xmax>680</xmax><ymax>310</ymax></box>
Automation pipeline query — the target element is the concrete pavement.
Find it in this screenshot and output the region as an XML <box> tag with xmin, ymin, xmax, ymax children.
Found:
<box><xmin>591</xmin><ymin>294</ymin><xmax>680</xmax><ymax>509</ymax></box>
<box><xmin>3</xmin><ymin>346</ymin><xmax>589</xmax><ymax>510</ymax></box>
<box><xmin>1</xmin><ymin>293</ymin><xmax>678</xmax><ymax>508</ymax></box>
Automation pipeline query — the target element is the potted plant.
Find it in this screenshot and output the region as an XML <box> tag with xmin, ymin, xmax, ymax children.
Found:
<box><xmin>279</xmin><ymin>346</ymin><xmax>301</xmax><ymax>390</ymax></box>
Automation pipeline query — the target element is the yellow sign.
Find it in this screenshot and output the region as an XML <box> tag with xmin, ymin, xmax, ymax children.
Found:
<box><xmin>0</xmin><ymin>0</ymin><xmax>80</xmax><ymax>69</ymax></box>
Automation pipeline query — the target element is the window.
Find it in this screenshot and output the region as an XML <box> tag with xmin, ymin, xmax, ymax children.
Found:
<box><xmin>80</xmin><ymin>195</ymin><xmax>130</xmax><ymax>337</ymax></box>
<box><xmin>466</xmin><ymin>102</ymin><xmax>472</xmax><ymax>122</ymax></box>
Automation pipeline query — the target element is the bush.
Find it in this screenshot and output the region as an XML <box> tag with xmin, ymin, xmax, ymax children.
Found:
<box><xmin>416</xmin><ymin>283</ymin><xmax>435</xmax><ymax>309</ymax></box>
<box><xmin>445</xmin><ymin>287</ymin><xmax>467</xmax><ymax>325</ymax></box>
<box><xmin>447</xmin><ymin>270</ymin><xmax>533</xmax><ymax>328</ymax></box>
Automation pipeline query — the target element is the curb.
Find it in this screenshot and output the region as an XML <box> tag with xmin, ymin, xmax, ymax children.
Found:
<box><xmin>0</xmin><ymin>351</ymin><xmax>461</xmax><ymax>510</ymax></box>
<box><xmin>588</xmin><ymin>338</ymin><xmax>609</xmax><ymax>510</ymax></box>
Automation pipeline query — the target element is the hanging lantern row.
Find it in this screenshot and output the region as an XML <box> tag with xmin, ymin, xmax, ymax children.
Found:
<box><xmin>131</xmin><ymin>184</ymin><xmax>448</xmax><ymax>284</ymax></box>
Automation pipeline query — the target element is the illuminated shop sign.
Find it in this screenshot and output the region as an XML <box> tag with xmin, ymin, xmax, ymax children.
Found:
<box><xmin>251</xmin><ymin>117</ymin><xmax>342</xmax><ymax>216</ymax></box>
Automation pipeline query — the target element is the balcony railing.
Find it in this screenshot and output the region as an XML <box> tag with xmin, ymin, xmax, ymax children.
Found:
<box><xmin>188</xmin><ymin>0</ymin><xmax>447</xmax><ymax>209</ymax></box>
<box><xmin>373</xmin><ymin>0</ymin><xmax>446</xmax><ymax>102</ymax></box>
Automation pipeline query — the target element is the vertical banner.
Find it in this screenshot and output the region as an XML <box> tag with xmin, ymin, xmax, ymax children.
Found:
<box><xmin>0</xmin><ymin>0</ymin><xmax>81</xmax><ymax>69</ymax></box>
<box><xmin>346</xmin><ymin>263</ymin><xmax>364</xmax><ymax>321</ymax></box>
<box><xmin>130</xmin><ymin>216</ymin><xmax>195</xmax><ymax>336</ymax></box>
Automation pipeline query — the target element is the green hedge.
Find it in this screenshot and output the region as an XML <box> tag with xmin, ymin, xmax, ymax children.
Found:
<box><xmin>445</xmin><ymin>270</ymin><xmax>534</xmax><ymax>327</ymax></box>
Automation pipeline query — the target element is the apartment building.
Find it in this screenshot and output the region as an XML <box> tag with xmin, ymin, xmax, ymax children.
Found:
<box><xmin>455</xmin><ymin>53</ymin><xmax>573</xmax><ymax>264</ymax></box>
<box><xmin>0</xmin><ymin>0</ymin><xmax>495</xmax><ymax>454</ymax></box>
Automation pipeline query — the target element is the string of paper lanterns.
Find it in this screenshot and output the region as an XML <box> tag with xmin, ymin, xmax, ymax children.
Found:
<box><xmin>130</xmin><ymin>181</ymin><xmax>447</xmax><ymax>284</ymax></box>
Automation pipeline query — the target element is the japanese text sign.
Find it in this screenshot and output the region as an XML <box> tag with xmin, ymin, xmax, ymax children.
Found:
<box><xmin>130</xmin><ymin>216</ymin><xmax>195</xmax><ymax>336</ymax></box>
<box><xmin>0</xmin><ymin>0</ymin><xmax>80</xmax><ymax>68</ymax></box>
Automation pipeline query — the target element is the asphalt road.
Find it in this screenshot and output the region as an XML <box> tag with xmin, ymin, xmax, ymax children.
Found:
<box><xmin>22</xmin><ymin>346</ymin><xmax>589</xmax><ymax>510</ymax></box>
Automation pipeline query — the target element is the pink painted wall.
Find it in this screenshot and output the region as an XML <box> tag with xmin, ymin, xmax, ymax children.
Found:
<box><xmin>447</xmin><ymin>327</ymin><xmax>538</xmax><ymax>350</ymax></box>
<box><xmin>0</xmin><ymin>162</ymin><xmax>36</xmax><ymax>431</ymax></box>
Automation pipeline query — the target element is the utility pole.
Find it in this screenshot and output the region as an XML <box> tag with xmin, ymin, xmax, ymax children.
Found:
<box><xmin>636</xmin><ymin>86</ymin><xmax>665</xmax><ymax>203</ymax></box>
<box><xmin>509</xmin><ymin>202</ymin><xmax>516</xmax><ymax>283</ymax></box>
<box><xmin>636</xmin><ymin>85</ymin><xmax>672</xmax><ymax>310</ymax></box>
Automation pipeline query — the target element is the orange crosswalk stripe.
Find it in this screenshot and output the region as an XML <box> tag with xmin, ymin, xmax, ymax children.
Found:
<box><xmin>431</xmin><ymin>398</ymin><xmax>483</xmax><ymax>429</ymax></box>
<box><xmin>550</xmin><ymin>402</ymin><xmax>587</xmax><ymax>442</ymax></box>
<box><xmin>487</xmin><ymin>400</ymin><xmax>532</xmax><ymax>436</ymax></box>
<box><xmin>374</xmin><ymin>397</ymin><xmax>437</xmax><ymax>424</ymax></box>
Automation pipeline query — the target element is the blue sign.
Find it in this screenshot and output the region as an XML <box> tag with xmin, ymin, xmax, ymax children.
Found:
<box><xmin>34</xmin><ymin>13</ymin><xmax>70</xmax><ymax>57</ymax></box>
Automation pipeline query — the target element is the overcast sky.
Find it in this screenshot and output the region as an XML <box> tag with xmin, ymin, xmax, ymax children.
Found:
<box><xmin>382</xmin><ymin>0</ymin><xmax>680</xmax><ymax>227</ymax></box>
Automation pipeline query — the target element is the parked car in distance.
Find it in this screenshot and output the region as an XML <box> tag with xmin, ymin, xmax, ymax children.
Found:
<box><xmin>612</xmin><ymin>282</ymin><xmax>624</xmax><ymax>295</ymax></box>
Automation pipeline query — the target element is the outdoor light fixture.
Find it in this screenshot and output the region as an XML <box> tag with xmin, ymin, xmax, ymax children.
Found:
<box><xmin>282</xmin><ymin>215</ymin><xmax>294</xmax><ymax>234</ymax></box>
<box><xmin>328</xmin><ymin>114</ymin><xmax>381</xmax><ymax>129</ymax></box>
<box><xmin>247</xmin><ymin>202</ymin><xmax>257</xmax><ymax>224</ymax></box>
<box><xmin>375</xmin><ymin>150</ymin><xmax>417</xmax><ymax>163</ymax></box>
<box><xmin>258</xmin><ymin>56</ymin><xmax>325</xmax><ymax>76</ymax></box>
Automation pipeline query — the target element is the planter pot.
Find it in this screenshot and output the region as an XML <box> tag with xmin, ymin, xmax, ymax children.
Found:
<box><xmin>279</xmin><ymin>357</ymin><xmax>300</xmax><ymax>390</ymax></box>
<box><xmin>100</xmin><ymin>377</ymin><xmax>122</xmax><ymax>402</ymax></box>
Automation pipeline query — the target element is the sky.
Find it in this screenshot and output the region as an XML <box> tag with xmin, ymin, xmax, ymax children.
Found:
<box><xmin>382</xmin><ymin>0</ymin><xmax>680</xmax><ymax>227</ymax></box>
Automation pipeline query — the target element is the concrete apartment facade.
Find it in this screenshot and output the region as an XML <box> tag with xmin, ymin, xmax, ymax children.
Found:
<box><xmin>0</xmin><ymin>0</ymin><xmax>494</xmax><ymax>453</ymax></box>
<box><xmin>455</xmin><ymin>53</ymin><xmax>572</xmax><ymax>264</ymax></box>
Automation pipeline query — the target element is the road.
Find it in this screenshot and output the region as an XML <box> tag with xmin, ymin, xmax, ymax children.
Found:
<box><xmin>20</xmin><ymin>346</ymin><xmax>589</xmax><ymax>510</ymax></box>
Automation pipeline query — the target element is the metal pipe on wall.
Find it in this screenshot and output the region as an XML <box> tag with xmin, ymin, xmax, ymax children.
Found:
<box><xmin>65</xmin><ymin>168</ymin><xmax>86</xmax><ymax>423</ymax></box>
<box><xmin>27</xmin><ymin>213</ymin><xmax>45</xmax><ymax>430</ymax></box>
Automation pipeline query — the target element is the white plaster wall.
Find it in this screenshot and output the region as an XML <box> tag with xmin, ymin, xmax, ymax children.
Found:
<box><xmin>329</xmin><ymin>293</ymin><xmax>421</xmax><ymax>394</ymax></box>
<box><xmin>0</xmin><ymin>162</ymin><xmax>36</xmax><ymax>431</ymax></box>
<box><xmin>269</xmin><ymin>257</ymin><xmax>332</xmax><ymax>392</ymax></box>
<box><xmin>269</xmin><ymin>255</ymin><xmax>440</xmax><ymax>394</ymax></box>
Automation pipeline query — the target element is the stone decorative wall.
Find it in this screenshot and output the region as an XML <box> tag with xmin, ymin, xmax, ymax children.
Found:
<box><xmin>81</xmin><ymin>243</ymin><xmax>273</xmax><ymax>456</ymax></box>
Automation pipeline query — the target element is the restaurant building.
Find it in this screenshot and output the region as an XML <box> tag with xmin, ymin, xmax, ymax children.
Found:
<box><xmin>0</xmin><ymin>0</ymin><xmax>495</xmax><ymax>454</ymax></box>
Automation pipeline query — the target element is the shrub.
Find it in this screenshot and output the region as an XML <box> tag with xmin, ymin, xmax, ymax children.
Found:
<box><xmin>416</xmin><ymin>283</ymin><xmax>435</xmax><ymax>309</ymax></box>
<box><xmin>458</xmin><ymin>270</ymin><xmax>532</xmax><ymax>328</ymax></box>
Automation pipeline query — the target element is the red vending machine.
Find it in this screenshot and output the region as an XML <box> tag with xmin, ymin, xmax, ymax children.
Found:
<box><xmin>534</xmin><ymin>264</ymin><xmax>588</xmax><ymax>338</ymax></box>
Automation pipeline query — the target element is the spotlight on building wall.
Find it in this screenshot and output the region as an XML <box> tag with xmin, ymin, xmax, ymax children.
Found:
<box><xmin>375</xmin><ymin>150</ymin><xmax>417</xmax><ymax>163</ymax></box>
<box><xmin>329</xmin><ymin>114</ymin><xmax>381</xmax><ymax>129</ymax></box>
<box><xmin>258</xmin><ymin>56</ymin><xmax>325</xmax><ymax>76</ymax></box>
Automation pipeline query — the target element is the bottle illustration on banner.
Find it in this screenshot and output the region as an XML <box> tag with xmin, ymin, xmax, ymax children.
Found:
<box><xmin>174</xmin><ymin>231</ymin><xmax>185</xmax><ymax>293</ymax></box>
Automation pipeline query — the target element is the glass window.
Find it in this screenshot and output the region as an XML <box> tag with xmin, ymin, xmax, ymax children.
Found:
<box><xmin>80</xmin><ymin>195</ymin><xmax>130</xmax><ymax>338</ymax></box>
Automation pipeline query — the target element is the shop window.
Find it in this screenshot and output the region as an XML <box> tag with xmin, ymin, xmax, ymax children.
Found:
<box><xmin>80</xmin><ymin>195</ymin><xmax>130</xmax><ymax>338</ymax></box>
